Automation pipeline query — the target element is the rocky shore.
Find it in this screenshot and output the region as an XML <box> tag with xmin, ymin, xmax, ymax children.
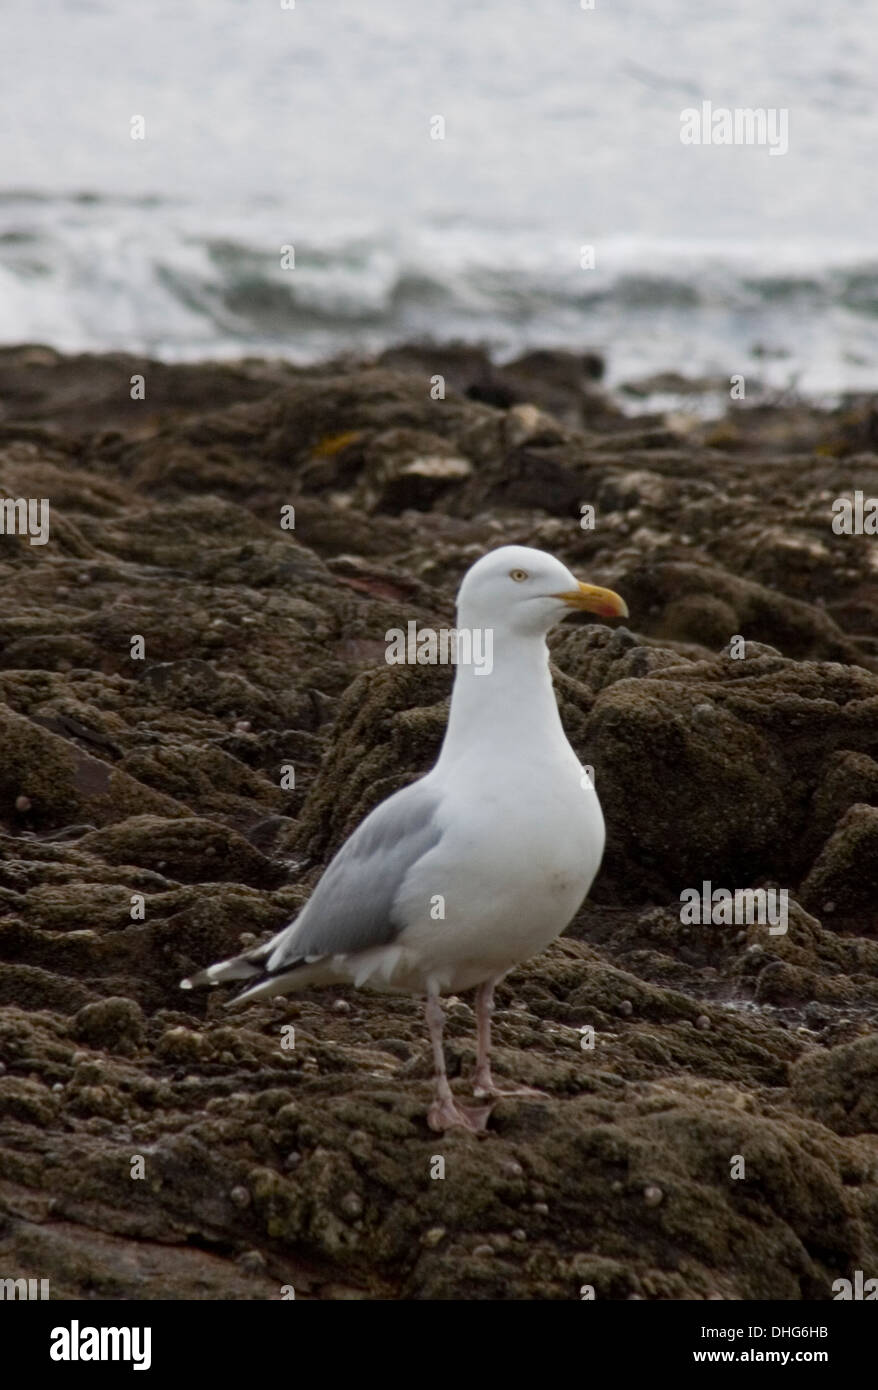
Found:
<box><xmin>0</xmin><ymin>341</ymin><xmax>876</xmax><ymax>1300</ymax></box>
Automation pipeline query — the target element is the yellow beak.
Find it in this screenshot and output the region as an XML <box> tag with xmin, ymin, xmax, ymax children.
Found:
<box><xmin>553</xmin><ymin>581</ymin><xmax>629</xmax><ymax>619</ymax></box>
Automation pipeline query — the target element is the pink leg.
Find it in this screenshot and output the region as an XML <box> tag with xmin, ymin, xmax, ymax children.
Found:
<box><xmin>425</xmin><ymin>991</ymin><xmax>492</xmax><ymax>1133</ymax></box>
<box><xmin>472</xmin><ymin>978</ymin><xmax>549</xmax><ymax>1100</ymax></box>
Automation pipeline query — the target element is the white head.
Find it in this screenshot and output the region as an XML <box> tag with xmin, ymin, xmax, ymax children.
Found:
<box><xmin>456</xmin><ymin>544</ymin><xmax>628</xmax><ymax>638</ymax></box>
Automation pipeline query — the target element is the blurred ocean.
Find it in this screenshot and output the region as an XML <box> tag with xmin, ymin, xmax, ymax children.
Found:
<box><xmin>2</xmin><ymin>0</ymin><xmax>877</xmax><ymax>398</ymax></box>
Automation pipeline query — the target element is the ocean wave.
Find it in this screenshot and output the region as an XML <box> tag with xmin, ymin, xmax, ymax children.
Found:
<box><xmin>1</xmin><ymin>198</ymin><xmax>877</xmax><ymax>395</ymax></box>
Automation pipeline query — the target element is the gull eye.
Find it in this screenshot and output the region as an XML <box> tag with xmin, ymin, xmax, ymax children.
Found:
<box><xmin>509</xmin><ymin>568</ymin><xmax>529</xmax><ymax>582</ymax></box>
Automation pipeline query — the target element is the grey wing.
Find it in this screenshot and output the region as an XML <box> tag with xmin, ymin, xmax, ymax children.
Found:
<box><xmin>266</xmin><ymin>778</ymin><xmax>443</xmax><ymax>971</ymax></box>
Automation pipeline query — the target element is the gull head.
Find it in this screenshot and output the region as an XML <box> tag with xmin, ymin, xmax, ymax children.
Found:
<box><xmin>456</xmin><ymin>544</ymin><xmax>628</xmax><ymax>637</ymax></box>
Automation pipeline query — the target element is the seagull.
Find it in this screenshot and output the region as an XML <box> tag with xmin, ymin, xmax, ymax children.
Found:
<box><xmin>181</xmin><ymin>545</ymin><xmax>628</xmax><ymax>1132</ymax></box>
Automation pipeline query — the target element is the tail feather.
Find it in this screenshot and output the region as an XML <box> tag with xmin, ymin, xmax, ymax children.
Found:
<box><xmin>180</xmin><ymin>937</ymin><xmax>321</xmax><ymax>1004</ymax></box>
<box><xmin>180</xmin><ymin>941</ymin><xmax>273</xmax><ymax>991</ymax></box>
<box><xmin>224</xmin><ymin>963</ymin><xmax>317</xmax><ymax>1005</ymax></box>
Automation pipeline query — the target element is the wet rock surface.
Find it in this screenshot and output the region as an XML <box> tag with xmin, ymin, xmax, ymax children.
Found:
<box><xmin>0</xmin><ymin>343</ymin><xmax>876</xmax><ymax>1300</ymax></box>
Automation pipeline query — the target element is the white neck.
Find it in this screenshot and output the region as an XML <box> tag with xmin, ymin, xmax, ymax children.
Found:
<box><xmin>435</xmin><ymin>627</ymin><xmax>566</xmax><ymax>773</ymax></box>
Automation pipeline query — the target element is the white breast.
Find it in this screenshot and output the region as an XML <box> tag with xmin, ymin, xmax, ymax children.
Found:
<box><xmin>388</xmin><ymin>747</ymin><xmax>605</xmax><ymax>993</ymax></box>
